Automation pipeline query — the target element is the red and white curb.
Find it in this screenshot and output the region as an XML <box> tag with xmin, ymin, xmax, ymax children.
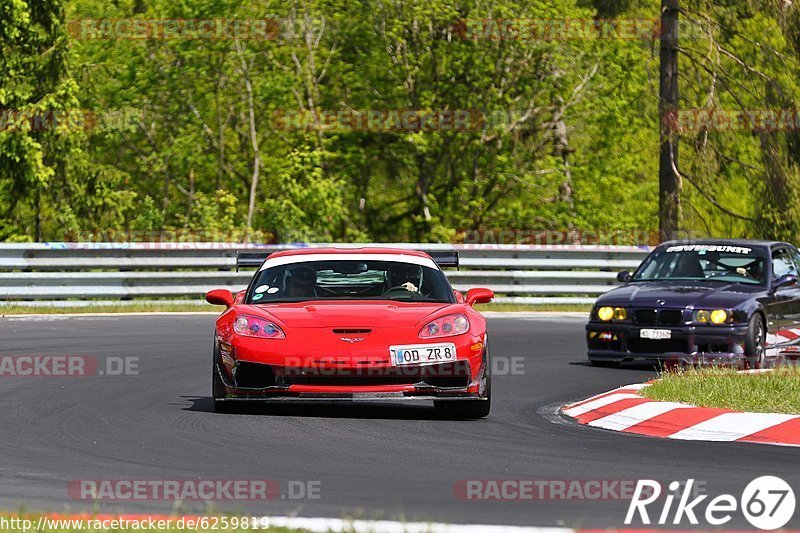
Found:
<box><xmin>562</xmin><ymin>383</ymin><xmax>800</xmax><ymax>446</ymax></box>
<box><xmin>769</xmin><ymin>327</ymin><xmax>800</xmax><ymax>346</ymax></box>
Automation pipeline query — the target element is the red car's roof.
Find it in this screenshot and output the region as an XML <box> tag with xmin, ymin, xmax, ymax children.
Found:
<box><xmin>266</xmin><ymin>247</ymin><xmax>434</xmax><ymax>260</ymax></box>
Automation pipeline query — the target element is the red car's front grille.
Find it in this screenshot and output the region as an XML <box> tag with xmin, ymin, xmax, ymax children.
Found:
<box><xmin>235</xmin><ymin>360</ymin><xmax>471</xmax><ymax>389</ymax></box>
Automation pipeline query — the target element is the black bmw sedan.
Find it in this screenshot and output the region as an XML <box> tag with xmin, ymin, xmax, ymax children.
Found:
<box><xmin>586</xmin><ymin>239</ymin><xmax>800</xmax><ymax>368</ymax></box>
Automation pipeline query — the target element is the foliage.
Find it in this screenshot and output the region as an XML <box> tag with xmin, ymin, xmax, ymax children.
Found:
<box><xmin>643</xmin><ymin>366</ymin><xmax>800</xmax><ymax>414</ymax></box>
<box><xmin>2</xmin><ymin>0</ymin><xmax>799</xmax><ymax>243</ymax></box>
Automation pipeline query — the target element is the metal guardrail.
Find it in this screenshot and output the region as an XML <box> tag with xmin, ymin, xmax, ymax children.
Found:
<box><xmin>0</xmin><ymin>243</ymin><xmax>651</xmax><ymax>306</ymax></box>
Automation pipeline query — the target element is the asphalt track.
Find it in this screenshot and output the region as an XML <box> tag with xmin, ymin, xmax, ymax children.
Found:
<box><xmin>0</xmin><ymin>314</ymin><xmax>798</xmax><ymax>528</ymax></box>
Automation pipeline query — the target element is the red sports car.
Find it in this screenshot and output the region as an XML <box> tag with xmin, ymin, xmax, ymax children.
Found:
<box><xmin>205</xmin><ymin>247</ymin><xmax>494</xmax><ymax>418</ymax></box>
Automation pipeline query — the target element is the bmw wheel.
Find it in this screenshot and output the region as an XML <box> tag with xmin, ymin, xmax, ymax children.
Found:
<box><xmin>744</xmin><ymin>314</ymin><xmax>766</xmax><ymax>369</ymax></box>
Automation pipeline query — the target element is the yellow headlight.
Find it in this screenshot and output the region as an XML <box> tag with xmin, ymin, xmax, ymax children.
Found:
<box><xmin>597</xmin><ymin>307</ymin><xmax>614</xmax><ymax>321</ymax></box>
<box><xmin>613</xmin><ymin>307</ymin><xmax>627</xmax><ymax>321</ymax></box>
<box><xmin>710</xmin><ymin>309</ymin><xmax>728</xmax><ymax>324</ymax></box>
<box><xmin>696</xmin><ymin>310</ymin><xmax>710</xmax><ymax>323</ymax></box>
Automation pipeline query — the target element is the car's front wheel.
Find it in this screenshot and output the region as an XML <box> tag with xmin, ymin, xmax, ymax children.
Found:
<box><xmin>212</xmin><ymin>341</ymin><xmax>239</xmax><ymax>413</ymax></box>
<box><xmin>212</xmin><ymin>363</ymin><xmax>237</xmax><ymax>413</ymax></box>
<box><xmin>744</xmin><ymin>313</ymin><xmax>766</xmax><ymax>369</ymax></box>
<box><xmin>434</xmin><ymin>354</ymin><xmax>491</xmax><ymax>419</ymax></box>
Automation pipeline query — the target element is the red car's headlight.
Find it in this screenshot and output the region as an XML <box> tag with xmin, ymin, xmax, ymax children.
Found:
<box><xmin>419</xmin><ymin>313</ymin><xmax>470</xmax><ymax>338</ymax></box>
<box><xmin>233</xmin><ymin>315</ymin><xmax>285</xmax><ymax>339</ymax></box>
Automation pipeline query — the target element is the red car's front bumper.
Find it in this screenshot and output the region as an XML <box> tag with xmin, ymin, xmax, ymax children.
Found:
<box><xmin>214</xmin><ymin>332</ymin><xmax>489</xmax><ymax>402</ymax></box>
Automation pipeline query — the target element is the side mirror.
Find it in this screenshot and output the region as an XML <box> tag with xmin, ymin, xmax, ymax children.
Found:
<box><xmin>616</xmin><ymin>271</ymin><xmax>632</xmax><ymax>283</ymax></box>
<box><xmin>772</xmin><ymin>273</ymin><xmax>798</xmax><ymax>291</ymax></box>
<box><xmin>206</xmin><ymin>289</ymin><xmax>234</xmax><ymax>307</ymax></box>
<box><xmin>466</xmin><ymin>288</ymin><xmax>494</xmax><ymax>306</ymax></box>
<box><xmin>453</xmin><ymin>289</ymin><xmax>465</xmax><ymax>303</ymax></box>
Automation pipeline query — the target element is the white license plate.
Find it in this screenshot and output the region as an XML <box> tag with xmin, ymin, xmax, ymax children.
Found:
<box><xmin>640</xmin><ymin>329</ymin><xmax>672</xmax><ymax>340</ymax></box>
<box><xmin>390</xmin><ymin>343</ymin><xmax>457</xmax><ymax>366</ymax></box>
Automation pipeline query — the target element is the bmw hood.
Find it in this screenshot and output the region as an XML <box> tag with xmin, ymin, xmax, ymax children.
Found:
<box><xmin>596</xmin><ymin>281</ymin><xmax>763</xmax><ymax>309</ymax></box>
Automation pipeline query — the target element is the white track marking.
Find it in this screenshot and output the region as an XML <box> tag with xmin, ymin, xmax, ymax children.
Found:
<box><xmin>669</xmin><ymin>412</ymin><xmax>800</xmax><ymax>441</ymax></box>
<box><xmin>562</xmin><ymin>393</ymin><xmax>640</xmax><ymax>417</ymax></box>
<box><xmin>588</xmin><ymin>402</ymin><xmax>691</xmax><ymax>431</ymax></box>
<box><xmin>564</xmin><ymin>383</ymin><xmax>649</xmax><ymax>409</ymax></box>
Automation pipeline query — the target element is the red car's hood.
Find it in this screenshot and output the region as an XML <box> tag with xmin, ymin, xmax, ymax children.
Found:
<box><xmin>242</xmin><ymin>301</ymin><xmax>452</xmax><ymax>328</ymax></box>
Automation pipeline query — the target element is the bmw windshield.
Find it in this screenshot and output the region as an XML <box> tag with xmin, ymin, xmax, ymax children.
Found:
<box><xmin>246</xmin><ymin>260</ymin><xmax>456</xmax><ymax>304</ymax></box>
<box><xmin>633</xmin><ymin>244</ymin><xmax>768</xmax><ymax>285</ymax></box>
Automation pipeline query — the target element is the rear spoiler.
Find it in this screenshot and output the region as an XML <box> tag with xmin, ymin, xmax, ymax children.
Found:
<box><xmin>427</xmin><ymin>250</ymin><xmax>459</xmax><ymax>269</ymax></box>
<box><xmin>236</xmin><ymin>249</ymin><xmax>459</xmax><ymax>271</ymax></box>
<box><xmin>236</xmin><ymin>251</ymin><xmax>273</xmax><ymax>271</ymax></box>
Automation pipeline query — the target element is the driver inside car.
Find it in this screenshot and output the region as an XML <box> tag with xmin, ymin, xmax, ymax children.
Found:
<box><xmin>388</xmin><ymin>264</ymin><xmax>422</xmax><ymax>293</ymax></box>
<box><xmin>671</xmin><ymin>253</ymin><xmax>705</xmax><ymax>279</ymax></box>
<box><xmin>286</xmin><ymin>266</ymin><xmax>317</xmax><ymax>298</ymax></box>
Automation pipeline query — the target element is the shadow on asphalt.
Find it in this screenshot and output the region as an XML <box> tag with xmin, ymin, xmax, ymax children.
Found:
<box><xmin>181</xmin><ymin>396</ymin><xmax>489</xmax><ymax>421</ymax></box>
<box><xmin>568</xmin><ymin>360</ymin><xmax>662</xmax><ymax>371</ymax></box>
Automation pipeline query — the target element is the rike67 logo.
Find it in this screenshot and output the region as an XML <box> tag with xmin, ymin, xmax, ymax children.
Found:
<box><xmin>626</xmin><ymin>477</ymin><xmax>795</xmax><ymax>530</ymax></box>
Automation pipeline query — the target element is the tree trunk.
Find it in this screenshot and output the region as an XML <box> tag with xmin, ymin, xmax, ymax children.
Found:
<box><xmin>659</xmin><ymin>0</ymin><xmax>681</xmax><ymax>242</ymax></box>
<box><xmin>237</xmin><ymin>43</ymin><xmax>261</xmax><ymax>236</ymax></box>
<box><xmin>34</xmin><ymin>187</ymin><xmax>42</xmax><ymax>241</ymax></box>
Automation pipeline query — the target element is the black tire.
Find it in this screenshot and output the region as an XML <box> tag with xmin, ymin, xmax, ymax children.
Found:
<box><xmin>212</xmin><ymin>362</ymin><xmax>238</xmax><ymax>413</ymax></box>
<box><xmin>744</xmin><ymin>313</ymin><xmax>766</xmax><ymax>369</ymax></box>
<box><xmin>212</xmin><ymin>341</ymin><xmax>240</xmax><ymax>413</ymax></box>
<box><xmin>434</xmin><ymin>354</ymin><xmax>491</xmax><ymax>419</ymax></box>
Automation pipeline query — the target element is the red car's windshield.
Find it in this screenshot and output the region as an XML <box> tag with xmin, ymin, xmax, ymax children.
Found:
<box><xmin>247</xmin><ymin>260</ymin><xmax>456</xmax><ymax>304</ymax></box>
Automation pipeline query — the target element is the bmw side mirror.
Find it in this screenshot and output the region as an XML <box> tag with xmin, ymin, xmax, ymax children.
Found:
<box><xmin>466</xmin><ymin>288</ymin><xmax>494</xmax><ymax>306</ymax></box>
<box><xmin>206</xmin><ymin>289</ymin><xmax>234</xmax><ymax>307</ymax></box>
<box><xmin>616</xmin><ymin>271</ymin><xmax>632</xmax><ymax>283</ymax></box>
<box><xmin>772</xmin><ymin>274</ymin><xmax>798</xmax><ymax>291</ymax></box>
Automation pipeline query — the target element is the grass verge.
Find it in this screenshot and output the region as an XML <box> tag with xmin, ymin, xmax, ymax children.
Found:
<box><xmin>642</xmin><ymin>366</ymin><xmax>800</xmax><ymax>414</ymax></box>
